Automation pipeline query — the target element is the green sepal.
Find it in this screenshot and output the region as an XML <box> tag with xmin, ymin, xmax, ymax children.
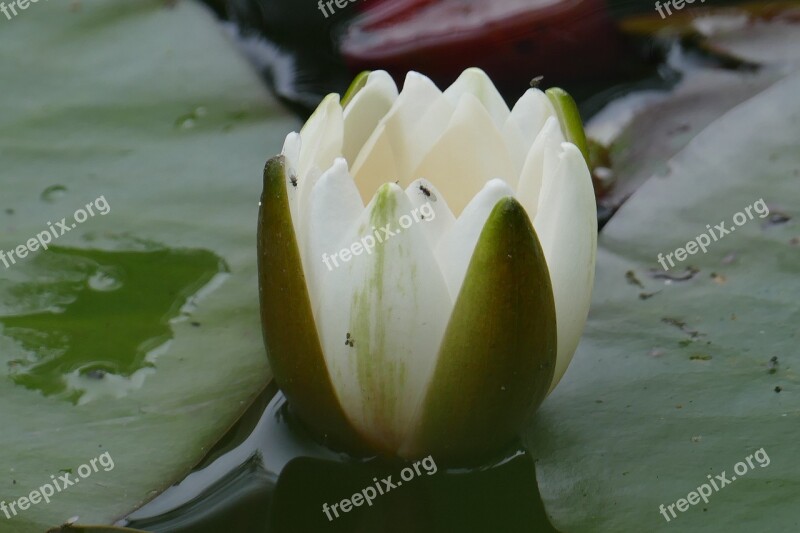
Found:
<box><xmin>407</xmin><ymin>197</ymin><xmax>557</xmax><ymax>463</ymax></box>
<box><xmin>341</xmin><ymin>71</ymin><xmax>371</xmax><ymax>109</ymax></box>
<box><xmin>257</xmin><ymin>155</ymin><xmax>366</xmax><ymax>453</ymax></box>
<box><xmin>546</xmin><ymin>87</ymin><xmax>590</xmax><ymax>166</ymax></box>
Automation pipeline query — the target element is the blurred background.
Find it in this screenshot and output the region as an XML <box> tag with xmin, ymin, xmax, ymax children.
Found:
<box><xmin>199</xmin><ymin>0</ymin><xmax>799</xmax><ymax>222</ymax></box>
<box><xmin>197</xmin><ymin>0</ymin><xmax>777</xmax><ymax>111</ymax></box>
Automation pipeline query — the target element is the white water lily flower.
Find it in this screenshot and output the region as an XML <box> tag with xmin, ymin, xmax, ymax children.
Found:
<box><xmin>258</xmin><ymin>68</ymin><xmax>597</xmax><ymax>462</ymax></box>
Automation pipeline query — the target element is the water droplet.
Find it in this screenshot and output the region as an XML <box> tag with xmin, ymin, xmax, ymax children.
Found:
<box><xmin>41</xmin><ymin>185</ymin><xmax>67</xmax><ymax>203</ymax></box>
<box><xmin>175</xmin><ymin>106</ymin><xmax>207</xmax><ymax>130</ymax></box>
<box><xmin>88</xmin><ymin>267</ymin><xmax>123</xmax><ymax>292</ymax></box>
<box><xmin>178</xmin><ymin>117</ymin><xmax>196</xmax><ymax>130</ymax></box>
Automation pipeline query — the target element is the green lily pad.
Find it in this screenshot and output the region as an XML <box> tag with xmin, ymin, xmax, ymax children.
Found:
<box><xmin>0</xmin><ymin>1</ymin><xmax>296</xmax><ymax>530</ymax></box>
<box><xmin>527</xmin><ymin>68</ymin><xmax>800</xmax><ymax>530</ymax></box>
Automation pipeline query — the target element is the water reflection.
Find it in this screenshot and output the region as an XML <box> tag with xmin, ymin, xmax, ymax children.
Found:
<box><xmin>122</xmin><ymin>386</ymin><xmax>561</xmax><ymax>533</ymax></box>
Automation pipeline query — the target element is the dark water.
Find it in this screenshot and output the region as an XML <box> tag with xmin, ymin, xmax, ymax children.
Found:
<box><xmin>120</xmin><ymin>384</ymin><xmax>560</xmax><ymax>532</ymax></box>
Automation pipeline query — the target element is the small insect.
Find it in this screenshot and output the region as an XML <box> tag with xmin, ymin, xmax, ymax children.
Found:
<box><xmin>418</xmin><ymin>183</ymin><xmax>436</xmax><ymax>201</ymax></box>
<box><xmin>625</xmin><ymin>270</ymin><xmax>644</xmax><ymax>288</ymax></box>
<box><xmin>290</xmin><ymin>176</ymin><xmax>298</xmax><ymax>188</ymax></box>
<box><xmin>530</xmin><ymin>75</ymin><xmax>544</xmax><ymax>88</ymax></box>
<box><xmin>345</xmin><ymin>333</ymin><xmax>354</xmax><ymax>347</ymax></box>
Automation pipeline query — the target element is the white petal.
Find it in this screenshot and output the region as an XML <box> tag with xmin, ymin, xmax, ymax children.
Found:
<box><xmin>342</xmin><ymin>71</ymin><xmax>398</xmax><ymax>166</ymax></box>
<box><xmin>502</xmin><ymin>119</ymin><xmax>528</xmax><ymax>179</ymax></box>
<box><xmin>351</xmin><ymin>72</ymin><xmax>448</xmax><ymax>199</ymax></box>
<box><xmin>298</xmin><ymin>93</ymin><xmax>344</xmax><ymax>194</ymax></box>
<box><xmin>516</xmin><ymin>117</ymin><xmax>565</xmax><ymax>219</ymax></box>
<box><xmin>533</xmin><ymin>143</ymin><xmax>597</xmax><ymax>393</ymax></box>
<box><xmin>505</xmin><ymin>88</ymin><xmax>557</xmax><ymax>149</ymax></box>
<box><xmin>444</xmin><ymin>67</ymin><xmax>510</xmax><ymax>130</ymax></box>
<box><xmin>436</xmin><ymin>179</ymin><xmax>515</xmax><ymax>300</ymax></box>
<box><xmin>281</xmin><ymin>132</ymin><xmax>302</xmax><ymax>227</ymax></box>
<box><xmin>404</xmin><ymin>95</ymin><xmax>454</xmax><ymax>181</ymax></box>
<box><xmin>411</xmin><ymin>93</ymin><xmax>516</xmax><ymax>216</ymax></box>
<box><xmin>295</xmin><ymin>166</ymin><xmax>322</xmax><ymax>258</ymax></box>
<box><xmin>350</xmin><ymin>122</ymin><xmax>401</xmax><ymax>203</ymax></box>
<box><xmin>281</xmin><ymin>132</ymin><xmax>301</xmax><ymax>179</ymax></box>
<box><xmin>404</xmin><ymin>179</ymin><xmax>456</xmax><ymax>249</ymax></box>
<box><xmin>303</xmin><ymin>159</ymin><xmax>364</xmax><ymax>314</ymax></box>
<box><xmin>317</xmin><ymin>184</ymin><xmax>453</xmax><ymax>452</ymax></box>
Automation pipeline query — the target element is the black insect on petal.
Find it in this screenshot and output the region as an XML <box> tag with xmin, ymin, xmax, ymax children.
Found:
<box><xmin>418</xmin><ymin>183</ymin><xmax>436</xmax><ymax>201</ymax></box>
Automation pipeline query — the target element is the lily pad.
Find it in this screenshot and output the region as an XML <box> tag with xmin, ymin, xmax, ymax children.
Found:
<box><xmin>527</xmin><ymin>67</ymin><xmax>800</xmax><ymax>530</ymax></box>
<box><xmin>588</xmin><ymin>14</ymin><xmax>800</xmax><ymax>221</ymax></box>
<box><xmin>0</xmin><ymin>1</ymin><xmax>296</xmax><ymax>530</ymax></box>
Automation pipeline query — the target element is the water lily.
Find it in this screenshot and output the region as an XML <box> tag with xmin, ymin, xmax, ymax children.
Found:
<box><xmin>258</xmin><ymin>68</ymin><xmax>597</xmax><ymax>462</ymax></box>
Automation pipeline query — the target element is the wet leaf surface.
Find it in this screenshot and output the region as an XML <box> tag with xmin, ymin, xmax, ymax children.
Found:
<box><xmin>527</xmin><ymin>67</ymin><xmax>800</xmax><ymax>532</ymax></box>
<box><xmin>0</xmin><ymin>1</ymin><xmax>296</xmax><ymax>530</ymax></box>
